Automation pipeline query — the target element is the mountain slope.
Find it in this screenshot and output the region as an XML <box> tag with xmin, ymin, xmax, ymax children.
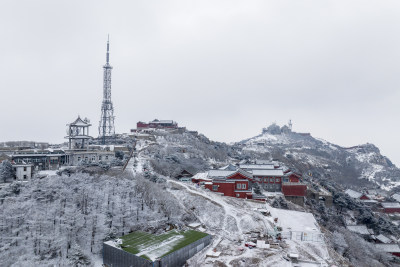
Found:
<box><xmin>237</xmin><ymin>124</ymin><xmax>400</xmax><ymax>190</ymax></box>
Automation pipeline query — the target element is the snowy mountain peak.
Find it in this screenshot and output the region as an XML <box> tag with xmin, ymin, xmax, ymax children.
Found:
<box><xmin>238</xmin><ymin>124</ymin><xmax>400</xmax><ymax>190</ymax></box>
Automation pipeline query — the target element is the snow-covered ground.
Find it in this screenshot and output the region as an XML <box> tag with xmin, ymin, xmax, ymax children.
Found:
<box><xmin>164</xmin><ymin>179</ymin><xmax>331</xmax><ymax>266</ymax></box>
<box><xmin>124</xmin><ymin>138</ymin><xmax>335</xmax><ymax>266</ymax></box>
<box><xmin>360</xmin><ymin>164</ymin><xmax>384</xmax><ymax>181</ymax></box>
<box><xmin>269</xmin><ymin>208</ymin><xmax>319</xmax><ymax>233</ymax></box>
<box><xmin>37</xmin><ymin>170</ymin><xmax>58</xmax><ymax>176</ymax></box>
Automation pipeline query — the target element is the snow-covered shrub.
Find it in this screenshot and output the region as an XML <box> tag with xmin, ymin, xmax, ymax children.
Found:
<box><xmin>0</xmin><ymin>160</ymin><xmax>15</xmax><ymax>182</ymax></box>
<box><xmin>0</xmin><ymin>172</ymin><xmax>189</xmax><ymax>266</ymax></box>
<box><xmin>332</xmin><ymin>231</ymin><xmax>348</xmax><ymax>256</ymax></box>
<box><xmin>272</xmin><ymin>197</ymin><xmax>288</xmax><ymax>209</ymax></box>
<box><xmin>252</xmin><ymin>182</ymin><xmax>262</xmax><ymax>195</ymax></box>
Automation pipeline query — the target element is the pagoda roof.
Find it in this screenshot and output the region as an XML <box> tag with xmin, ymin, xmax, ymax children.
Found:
<box><xmin>69</xmin><ymin>116</ymin><xmax>91</xmax><ymax>127</ymax></box>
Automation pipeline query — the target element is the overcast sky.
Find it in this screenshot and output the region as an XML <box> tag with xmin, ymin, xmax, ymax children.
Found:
<box><xmin>1</xmin><ymin>1</ymin><xmax>400</xmax><ymax>165</ymax></box>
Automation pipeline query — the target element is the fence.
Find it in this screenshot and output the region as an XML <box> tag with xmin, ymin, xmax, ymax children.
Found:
<box><xmin>160</xmin><ymin>235</ymin><xmax>212</xmax><ymax>267</ymax></box>
<box><xmin>268</xmin><ymin>231</ymin><xmax>324</xmax><ymax>243</ymax></box>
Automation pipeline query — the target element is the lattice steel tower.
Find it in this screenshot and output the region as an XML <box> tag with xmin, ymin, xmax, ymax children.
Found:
<box><xmin>99</xmin><ymin>36</ymin><xmax>115</xmax><ymax>144</ymax></box>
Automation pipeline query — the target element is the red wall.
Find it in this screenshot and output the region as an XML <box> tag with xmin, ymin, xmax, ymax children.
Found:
<box><xmin>282</xmin><ymin>184</ymin><xmax>307</xmax><ymax>197</ymax></box>
<box><xmin>137</xmin><ymin>122</ymin><xmax>149</xmax><ymax>128</ymax></box>
<box><xmin>288</xmin><ymin>174</ymin><xmax>300</xmax><ymax>183</ymax></box>
<box><xmin>384</xmin><ymin>208</ymin><xmax>400</xmax><ymax>214</ymax></box>
<box><xmin>206</xmin><ymin>180</ymin><xmax>250</xmax><ymax>199</ymax></box>
<box><xmin>204</xmin><ymin>172</ymin><xmax>252</xmax><ymax>199</ymax></box>
<box><xmin>234</xmin><ymin>191</ymin><xmax>250</xmax><ymax>198</ymax></box>
<box><xmin>360</xmin><ymin>195</ymin><xmax>370</xmax><ymax>200</ymax></box>
<box><xmin>226</xmin><ymin>173</ymin><xmax>250</xmax><ymax>180</ymax></box>
<box><xmin>212</xmin><ymin>182</ymin><xmax>235</xmax><ymax>197</ymax></box>
<box><xmin>137</xmin><ymin>121</ymin><xmax>177</xmax><ymax>129</ymax></box>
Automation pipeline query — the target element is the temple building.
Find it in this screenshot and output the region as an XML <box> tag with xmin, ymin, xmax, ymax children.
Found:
<box><xmin>66</xmin><ymin>116</ymin><xmax>92</xmax><ymax>150</ymax></box>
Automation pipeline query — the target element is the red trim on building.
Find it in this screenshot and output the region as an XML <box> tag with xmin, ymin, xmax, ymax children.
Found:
<box><xmin>204</xmin><ymin>171</ymin><xmax>252</xmax><ymax>199</ymax></box>
<box><xmin>360</xmin><ymin>194</ymin><xmax>370</xmax><ymax>200</ymax></box>
<box><xmin>287</xmin><ymin>173</ymin><xmax>301</xmax><ymax>183</ymax></box>
<box><xmin>383</xmin><ymin>208</ymin><xmax>400</xmax><ymax>214</ymax></box>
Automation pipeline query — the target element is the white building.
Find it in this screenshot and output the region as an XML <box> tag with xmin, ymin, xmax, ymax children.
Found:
<box><xmin>13</xmin><ymin>164</ymin><xmax>33</xmax><ymax>181</ymax></box>
<box><xmin>65</xmin><ymin>151</ymin><xmax>115</xmax><ymax>166</ymax></box>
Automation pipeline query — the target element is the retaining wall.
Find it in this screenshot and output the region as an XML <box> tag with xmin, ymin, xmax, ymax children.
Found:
<box><xmin>103</xmin><ymin>243</ymin><xmax>153</xmax><ymax>267</ymax></box>
<box><xmin>160</xmin><ymin>235</ymin><xmax>212</xmax><ymax>266</ymax></box>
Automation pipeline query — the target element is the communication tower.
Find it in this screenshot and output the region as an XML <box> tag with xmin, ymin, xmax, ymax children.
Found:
<box><xmin>98</xmin><ymin>35</ymin><xmax>115</xmax><ymax>144</ymax></box>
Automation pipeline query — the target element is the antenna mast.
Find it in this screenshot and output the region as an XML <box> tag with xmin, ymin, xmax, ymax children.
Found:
<box><xmin>98</xmin><ymin>35</ymin><xmax>115</xmax><ymax>144</ymax></box>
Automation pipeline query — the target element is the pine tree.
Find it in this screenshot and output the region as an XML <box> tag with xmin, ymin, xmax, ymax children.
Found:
<box><xmin>68</xmin><ymin>243</ymin><xmax>91</xmax><ymax>267</ymax></box>
<box><xmin>253</xmin><ymin>182</ymin><xmax>262</xmax><ymax>195</ymax></box>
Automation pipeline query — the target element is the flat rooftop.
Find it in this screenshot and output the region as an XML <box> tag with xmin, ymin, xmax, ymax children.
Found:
<box><xmin>382</xmin><ymin>202</ymin><xmax>400</xmax><ymax>208</ymax></box>
<box><xmin>116</xmin><ymin>230</ymin><xmax>208</xmax><ymax>261</ymax></box>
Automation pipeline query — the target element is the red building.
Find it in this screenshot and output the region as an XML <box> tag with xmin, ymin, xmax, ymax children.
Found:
<box><xmin>191</xmin><ymin>172</ymin><xmax>211</xmax><ymax>184</ymax></box>
<box><xmin>283</xmin><ymin>171</ymin><xmax>302</xmax><ymax>183</ymax></box>
<box><xmin>238</xmin><ymin>164</ymin><xmax>285</xmax><ymax>192</ymax></box>
<box><xmin>281</xmin><ymin>183</ymin><xmax>307</xmax><ymax>197</ymax></box>
<box><xmin>282</xmin><ymin>182</ymin><xmax>307</xmax><ymax>206</ymax></box>
<box><xmin>198</xmin><ymin>163</ymin><xmax>306</xmax><ymax>202</ymax></box>
<box><xmin>381</xmin><ymin>203</ymin><xmax>400</xmax><ymax>213</ymax></box>
<box><xmin>136</xmin><ymin>119</ymin><xmax>178</xmax><ymax>130</ymax></box>
<box><xmin>360</xmin><ymin>194</ymin><xmax>371</xmax><ymax>200</ymax></box>
<box><xmin>204</xmin><ymin>169</ymin><xmax>253</xmax><ymax>199</ymax></box>
<box><xmin>249</xmin><ymin>169</ymin><xmax>284</xmax><ymax>192</ymax></box>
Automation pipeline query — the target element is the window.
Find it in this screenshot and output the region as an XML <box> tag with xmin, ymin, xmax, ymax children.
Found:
<box><xmin>212</xmin><ymin>185</ymin><xmax>218</xmax><ymax>191</ymax></box>
<box><xmin>237</xmin><ymin>183</ymin><xmax>242</xmax><ymax>189</ymax></box>
<box><xmin>23</xmin><ymin>167</ymin><xmax>27</xmax><ymax>171</ymax></box>
<box><xmin>99</xmin><ymin>156</ymin><xmax>102</xmax><ymax>161</ymax></box>
<box><xmin>91</xmin><ymin>156</ymin><xmax>96</xmax><ymax>161</ymax></box>
<box><xmin>284</xmin><ymin>178</ymin><xmax>289</xmax><ymax>182</ymax></box>
<box><xmin>270</xmin><ymin>178</ymin><xmax>274</xmax><ymax>183</ymax></box>
<box><xmin>242</xmin><ymin>184</ymin><xmax>246</xmax><ymax>189</ymax></box>
<box><xmin>264</xmin><ymin>178</ymin><xmax>268</xmax><ymax>182</ymax></box>
<box><xmin>105</xmin><ymin>156</ymin><xmax>109</xmax><ymax>160</ymax></box>
<box><xmin>23</xmin><ymin>175</ymin><xmax>27</xmax><ymax>180</ymax></box>
<box><xmin>77</xmin><ymin>157</ymin><xmax>81</xmax><ymax>162</ymax></box>
<box><xmin>276</xmin><ymin>178</ymin><xmax>280</xmax><ymax>183</ymax></box>
<box><xmin>236</xmin><ymin>194</ymin><xmax>240</xmax><ymax>197</ymax></box>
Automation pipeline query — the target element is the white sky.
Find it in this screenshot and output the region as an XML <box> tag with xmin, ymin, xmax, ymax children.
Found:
<box><xmin>1</xmin><ymin>1</ymin><xmax>400</xmax><ymax>165</ymax></box>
